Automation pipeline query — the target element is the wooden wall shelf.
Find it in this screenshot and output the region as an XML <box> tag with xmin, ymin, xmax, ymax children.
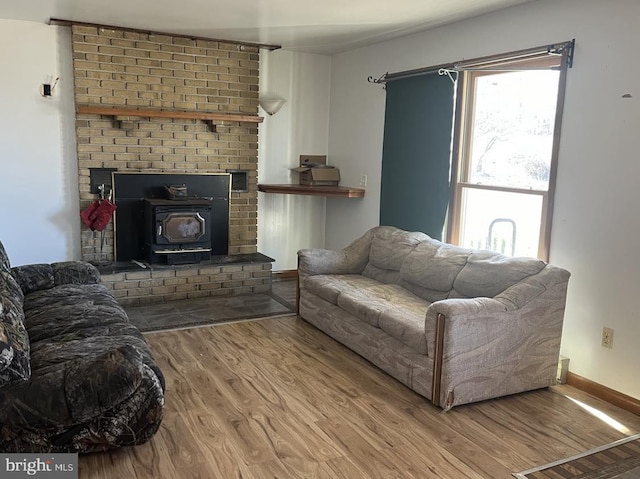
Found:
<box><xmin>258</xmin><ymin>184</ymin><xmax>365</xmax><ymax>198</ymax></box>
<box><xmin>76</xmin><ymin>105</ymin><xmax>264</xmax><ymax>124</ymax></box>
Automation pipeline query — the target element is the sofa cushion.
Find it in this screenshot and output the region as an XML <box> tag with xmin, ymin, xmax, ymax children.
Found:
<box><xmin>399</xmin><ymin>240</ymin><xmax>471</xmax><ymax>302</ymax></box>
<box><xmin>52</xmin><ymin>261</ymin><xmax>101</xmax><ymax>286</ymax></box>
<box><xmin>29</xmin><ymin>327</ymin><xmax>150</xmax><ymax>372</ymax></box>
<box><xmin>362</xmin><ymin>227</ymin><xmax>428</xmax><ymax>284</ymax></box>
<box><xmin>453</xmin><ymin>252</ymin><xmax>546</xmax><ymax>298</ymax></box>
<box><xmin>303</xmin><ymin>274</ymin><xmax>382</xmax><ymax>305</ymax></box>
<box><xmin>333</xmin><ymin>281</ymin><xmax>431</xmax><ymax>354</ymax></box>
<box><xmin>11</xmin><ymin>264</ymin><xmax>55</xmax><ymax>295</ymax></box>
<box><xmin>336</xmin><ymin>283</ymin><xmax>428</xmax><ymax>329</ymax></box>
<box><xmin>377</xmin><ymin>292</ymin><xmax>431</xmax><ymax>355</ymax></box>
<box><xmin>0</xmin><ymin>271</ymin><xmax>31</xmax><ymax>385</ymax></box>
<box><xmin>26</xmin><ymin>302</ymin><xmax>129</xmax><ymax>344</ymax></box>
<box><xmin>22</xmin><ymin>283</ymin><xmax>120</xmax><ymax>313</ymax></box>
<box><xmin>335</xmin><ymin>287</ymin><xmax>388</xmax><ymax>328</ymax></box>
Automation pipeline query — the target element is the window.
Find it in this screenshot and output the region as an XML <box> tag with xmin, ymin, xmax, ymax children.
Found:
<box><xmin>375</xmin><ymin>41</ymin><xmax>572</xmax><ymax>259</ymax></box>
<box><xmin>446</xmin><ymin>44</ymin><xmax>571</xmax><ymax>260</ymax></box>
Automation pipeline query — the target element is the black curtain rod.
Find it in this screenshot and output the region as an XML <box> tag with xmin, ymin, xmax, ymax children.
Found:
<box><xmin>385</xmin><ymin>62</ymin><xmax>454</xmax><ymax>82</ymax></box>
<box><xmin>49</xmin><ymin>18</ymin><xmax>282</xmax><ymax>51</ymax></box>
<box><xmin>368</xmin><ymin>61</ymin><xmax>453</xmax><ymax>85</ymax></box>
<box><xmin>368</xmin><ymin>39</ymin><xmax>574</xmax><ymax>85</ymax></box>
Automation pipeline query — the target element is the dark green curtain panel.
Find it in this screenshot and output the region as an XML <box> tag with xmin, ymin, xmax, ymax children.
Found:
<box><xmin>379</xmin><ymin>73</ymin><xmax>455</xmax><ymax>240</ymax></box>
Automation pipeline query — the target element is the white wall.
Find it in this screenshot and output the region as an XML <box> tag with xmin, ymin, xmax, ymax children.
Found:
<box><xmin>327</xmin><ymin>0</ymin><xmax>640</xmax><ymax>399</ymax></box>
<box><xmin>0</xmin><ymin>21</ymin><xmax>331</xmax><ymax>271</ymax></box>
<box><xmin>0</xmin><ymin>20</ymin><xmax>79</xmax><ymax>266</ymax></box>
<box><xmin>257</xmin><ymin>50</ymin><xmax>332</xmax><ymax>270</ymax></box>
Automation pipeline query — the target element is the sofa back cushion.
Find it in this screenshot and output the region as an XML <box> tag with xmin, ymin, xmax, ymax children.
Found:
<box><xmin>399</xmin><ymin>240</ymin><xmax>471</xmax><ymax>302</ymax></box>
<box><xmin>0</xmin><ymin>270</ymin><xmax>31</xmax><ymax>385</ymax></box>
<box><xmin>362</xmin><ymin>227</ymin><xmax>428</xmax><ymax>284</ymax></box>
<box><xmin>11</xmin><ymin>264</ymin><xmax>55</xmax><ymax>295</ymax></box>
<box><xmin>452</xmin><ymin>252</ymin><xmax>546</xmax><ymax>298</ymax></box>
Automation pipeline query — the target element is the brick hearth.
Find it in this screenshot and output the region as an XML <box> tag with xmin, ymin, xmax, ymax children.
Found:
<box><xmin>99</xmin><ymin>256</ymin><xmax>272</xmax><ymax>306</ymax></box>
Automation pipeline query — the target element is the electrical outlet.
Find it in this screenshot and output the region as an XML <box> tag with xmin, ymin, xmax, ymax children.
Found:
<box><xmin>602</xmin><ymin>327</ymin><xmax>614</xmax><ymax>349</ymax></box>
<box><xmin>360</xmin><ymin>174</ymin><xmax>367</xmax><ymax>188</ymax></box>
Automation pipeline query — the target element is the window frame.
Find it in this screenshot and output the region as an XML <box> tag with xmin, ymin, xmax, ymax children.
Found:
<box><xmin>446</xmin><ymin>46</ymin><xmax>571</xmax><ymax>261</ymax></box>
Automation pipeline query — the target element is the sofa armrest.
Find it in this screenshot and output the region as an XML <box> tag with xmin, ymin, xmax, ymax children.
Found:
<box><xmin>298</xmin><ymin>227</ymin><xmax>375</xmax><ymax>277</ymax></box>
<box><xmin>494</xmin><ymin>264</ymin><xmax>570</xmax><ymax>310</ymax></box>
<box><xmin>297</xmin><ymin>249</ymin><xmax>356</xmax><ymax>276</ymax></box>
<box><xmin>0</xmin><ymin>343</ymin><xmax>164</xmax><ymax>432</ymax></box>
<box><xmin>428</xmin><ymin>296</ymin><xmax>508</xmax><ymax>318</ymax></box>
<box><xmin>10</xmin><ymin>261</ymin><xmax>101</xmax><ymax>295</ymax></box>
<box><xmin>426</xmin><ymin>272</ymin><xmax>569</xmax><ymax>409</ymax></box>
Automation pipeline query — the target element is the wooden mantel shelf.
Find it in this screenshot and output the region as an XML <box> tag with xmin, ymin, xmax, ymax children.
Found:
<box><xmin>76</xmin><ymin>105</ymin><xmax>264</xmax><ymax>124</ymax></box>
<box><xmin>258</xmin><ymin>184</ymin><xmax>365</xmax><ymax>198</ymax></box>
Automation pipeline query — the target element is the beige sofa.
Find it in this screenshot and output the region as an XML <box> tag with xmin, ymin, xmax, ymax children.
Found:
<box><xmin>297</xmin><ymin>226</ymin><xmax>570</xmax><ymax>410</ymax></box>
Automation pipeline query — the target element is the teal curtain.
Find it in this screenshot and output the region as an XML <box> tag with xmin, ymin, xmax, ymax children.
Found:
<box><xmin>379</xmin><ymin>73</ymin><xmax>455</xmax><ymax>240</ymax></box>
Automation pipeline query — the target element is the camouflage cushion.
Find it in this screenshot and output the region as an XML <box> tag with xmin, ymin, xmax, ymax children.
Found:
<box><xmin>0</xmin><ymin>240</ymin><xmax>10</xmax><ymax>273</ymax></box>
<box><xmin>10</xmin><ymin>264</ymin><xmax>55</xmax><ymax>295</ymax></box>
<box><xmin>0</xmin><ymin>271</ymin><xmax>31</xmax><ymax>385</ymax></box>
<box><xmin>10</xmin><ymin>261</ymin><xmax>101</xmax><ymax>296</ymax></box>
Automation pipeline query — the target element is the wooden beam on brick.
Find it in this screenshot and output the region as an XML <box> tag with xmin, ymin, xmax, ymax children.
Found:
<box><xmin>77</xmin><ymin>105</ymin><xmax>264</xmax><ymax>124</ymax></box>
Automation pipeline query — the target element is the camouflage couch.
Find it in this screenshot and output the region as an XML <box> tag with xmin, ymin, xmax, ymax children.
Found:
<box><xmin>298</xmin><ymin>226</ymin><xmax>570</xmax><ymax>410</ymax></box>
<box><xmin>0</xmin><ymin>240</ymin><xmax>164</xmax><ymax>452</ymax></box>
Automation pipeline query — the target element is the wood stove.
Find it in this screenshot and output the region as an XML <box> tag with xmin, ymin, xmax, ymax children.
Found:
<box><xmin>144</xmin><ymin>199</ymin><xmax>213</xmax><ymax>265</ymax></box>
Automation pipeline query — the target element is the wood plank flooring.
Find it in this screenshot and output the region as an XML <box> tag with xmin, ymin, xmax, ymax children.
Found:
<box><xmin>79</xmin><ymin>306</ymin><xmax>640</xmax><ymax>478</ymax></box>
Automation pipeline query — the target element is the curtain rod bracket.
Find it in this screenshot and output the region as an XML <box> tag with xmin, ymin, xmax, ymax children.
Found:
<box><xmin>438</xmin><ymin>68</ymin><xmax>457</xmax><ymax>84</ymax></box>
<box><xmin>547</xmin><ymin>38</ymin><xmax>575</xmax><ymax>68</ymax></box>
<box><xmin>368</xmin><ymin>73</ymin><xmax>388</xmax><ymax>87</ymax></box>
<box><xmin>566</xmin><ymin>38</ymin><xmax>575</xmax><ymax>68</ymax></box>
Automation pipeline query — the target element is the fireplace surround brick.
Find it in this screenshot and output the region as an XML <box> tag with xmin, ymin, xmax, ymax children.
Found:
<box><xmin>71</xmin><ymin>25</ymin><xmax>260</xmax><ymax>264</ymax></box>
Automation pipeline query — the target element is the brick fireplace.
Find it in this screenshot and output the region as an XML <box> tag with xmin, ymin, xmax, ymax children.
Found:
<box><xmin>70</xmin><ymin>24</ymin><xmax>269</xmax><ymax>305</ymax></box>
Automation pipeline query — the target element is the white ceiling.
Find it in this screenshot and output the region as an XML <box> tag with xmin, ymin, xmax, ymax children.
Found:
<box><xmin>0</xmin><ymin>0</ymin><xmax>536</xmax><ymax>54</ymax></box>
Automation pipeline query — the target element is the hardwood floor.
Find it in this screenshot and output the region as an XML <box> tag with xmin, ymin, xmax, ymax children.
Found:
<box><xmin>79</xmin><ymin>313</ymin><xmax>640</xmax><ymax>478</ymax></box>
